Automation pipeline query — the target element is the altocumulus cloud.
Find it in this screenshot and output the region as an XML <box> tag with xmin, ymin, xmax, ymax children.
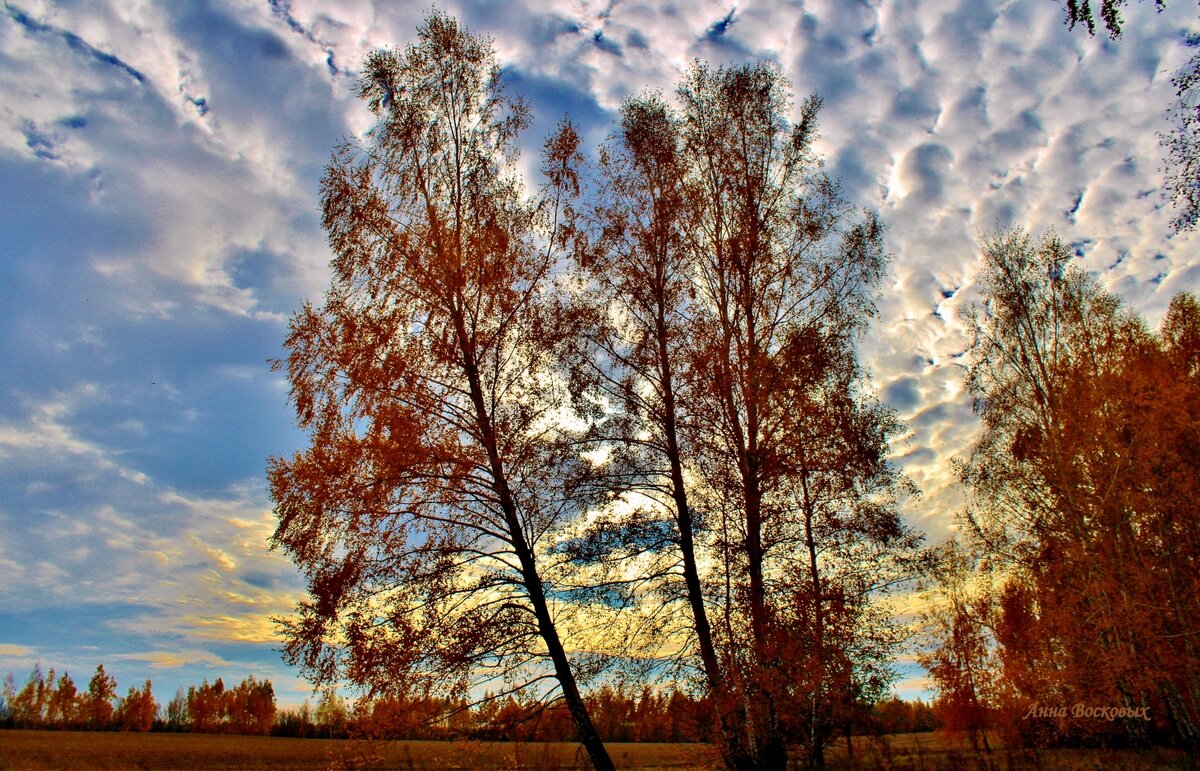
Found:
<box><xmin>0</xmin><ymin>0</ymin><xmax>1196</xmax><ymax>704</ymax></box>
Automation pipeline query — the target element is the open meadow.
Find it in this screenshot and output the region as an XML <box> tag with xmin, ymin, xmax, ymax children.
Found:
<box><xmin>0</xmin><ymin>731</ymin><xmax>719</xmax><ymax>770</ymax></box>
<box><xmin>1</xmin><ymin>730</ymin><xmax>1193</xmax><ymax>770</ymax></box>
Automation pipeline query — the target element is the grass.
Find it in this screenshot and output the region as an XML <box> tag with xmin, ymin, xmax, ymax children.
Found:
<box><xmin>824</xmin><ymin>731</ymin><xmax>1193</xmax><ymax>769</ymax></box>
<box><xmin>0</xmin><ymin>730</ymin><xmax>718</xmax><ymax>770</ymax></box>
<box><xmin>1</xmin><ymin>730</ymin><xmax>1193</xmax><ymax>769</ymax></box>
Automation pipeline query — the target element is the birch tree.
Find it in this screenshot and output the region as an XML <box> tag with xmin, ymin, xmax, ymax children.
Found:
<box><xmin>269</xmin><ymin>14</ymin><xmax>612</xmax><ymax>768</ymax></box>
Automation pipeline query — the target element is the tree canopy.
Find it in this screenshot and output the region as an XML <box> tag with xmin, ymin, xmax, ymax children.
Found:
<box><xmin>268</xmin><ymin>13</ymin><xmax>614</xmax><ymax>769</ymax></box>
<box><xmin>559</xmin><ymin>61</ymin><xmax>924</xmax><ymax>770</ymax></box>
<box><xmin>928</xmin><ymin>229</ymin><xmax>1200</xmax><ymax>749</ymax></box>
<box><xmin>1056</xmin><ymin>0</ymin><xmax>1167</xmax><ymax>38</ymax></box>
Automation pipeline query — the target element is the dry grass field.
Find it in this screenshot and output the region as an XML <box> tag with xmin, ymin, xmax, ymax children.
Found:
<box><xmin>821</xmin><ymin>731</ymin><xmax>1192</xmax><ymax>769</ymax></box>
<box><xmin>0</xmin><ymin>730</ymin><xmax>719</xmax><ymax>770</ymax></box>
<box><xmin>0</xmin><ymin>730</ymin><xmax>1193</xmax><ymax>769</ymax></box>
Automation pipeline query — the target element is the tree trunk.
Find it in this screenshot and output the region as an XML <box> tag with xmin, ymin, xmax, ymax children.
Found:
<box><xmin>460</xmin><ymin>317</ymin><xmax>614</xmax><ymax>771</ymax></box>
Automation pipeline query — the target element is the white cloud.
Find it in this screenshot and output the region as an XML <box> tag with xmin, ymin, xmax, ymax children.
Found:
<box><xmin>1</xmin><ymin>0</ymin><xmax>1197</xmax><ymax>705</ymax></box>
<box><xmin>0</xmin><ymin>389</ymin><xmax>304</xmax><ymax>648</ymax></box>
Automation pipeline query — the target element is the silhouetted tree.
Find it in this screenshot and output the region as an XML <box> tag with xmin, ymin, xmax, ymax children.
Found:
<box><xmin>268</xmin><ymin>12</ymin><xmax>612</xmax><ymax>769</ymax></box>
<box><xmin>563</xmin><ymin>90</ymin><xmax>752</xmax><ymax>764</ymax></box>
<box><xmin>919</xmin><ymin>543</ymin><xmax>997</xmax><ymax>752</ymax></box>
<box><xmin>679</xmin><ymin>61</ymin><xmax>916</xmax><ymax>771</ymax></box>
<box><xmin>1055</xmin><ymin>0</ymin><xmax>1166</xmax><ymax>37</ymax></box>
<box><xmin>566</xmin><ymin>63</ymin><xmax>921</xmax><ymax>771</ymax></box>
<box><xmin>767</xmin><ymin>302</ymin><xmax>925</xmax><ymax>770</ymax></box>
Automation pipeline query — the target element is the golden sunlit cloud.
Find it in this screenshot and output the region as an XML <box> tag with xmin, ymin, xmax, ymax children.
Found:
<box><xmin>191</xmin><ymin>535</ymin><xmax>238</xmax><ymax>572</ymax></box>
<box><xmin>111</xmin><ymin>649</ymin><xmax>232</xmax><ymax>669</ymax></box>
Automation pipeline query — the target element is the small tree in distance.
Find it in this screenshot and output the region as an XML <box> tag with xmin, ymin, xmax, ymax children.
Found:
<box><xmin>165</xmin><ymin>687</ymin><xmax>188</xmax><ymax>731</ymax></box>
<box><xmin>82</xmin><ymin>665</ymin><xmax>116</xmax><ymax>730</ymax></box>
<box><xmin>116</xmin><ymin>680</ymin><xmax>157</xmax><ymax>732</ymax></box>
<box><xmin>46</xmin><ymin>671</ymin><xmax>79</xmax><ymax>728</ymax></box>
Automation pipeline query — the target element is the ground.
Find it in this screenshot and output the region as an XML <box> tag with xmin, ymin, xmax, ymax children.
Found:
<box><xmin>0</xmin><ymin>730</ymin><xmax>1192</xmax><ymax>769</ymax></box>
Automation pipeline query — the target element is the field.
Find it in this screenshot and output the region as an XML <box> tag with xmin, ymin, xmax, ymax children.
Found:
<box><xmin>0</xmin><ymin>731</ymin><xmax>717</xmax><ymax>770</ymax></box>
<box><xmin>822</xmin><ymin>732</ymin><xmax>1192</xmax><ymax>769</ymax></box>
<box><xmin>0</xmin><ymin>730</ymin><xmax>1192</xmax><ymax>769</ymax></box>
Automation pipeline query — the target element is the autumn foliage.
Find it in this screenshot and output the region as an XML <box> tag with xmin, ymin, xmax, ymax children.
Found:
<box><xmin>558</xmin><ymin>58</ymin><xmax>925</xmax><ymax>771</ymax></box>
<box><xmin>181</xmin><ymin>676</ymin><xmax>277</xmax><ymax>735</ymax></box>
<box><xmin>0</xmin><ymin>665</ymin><xmax>274</xmax><ymax>735</ymax></box>
<box><xmin>267</xmin><ymin>9</ymin><xmax>1200</xmax><ymax>767</ymax></box>
<box><xmin>266</xmin><ymin>10</ymin><xmax>931</xmax><ymax>771</ymax></box>
<box><xmin>922</xmin><ymin>230</ymin><xmax>1200</xmax><ymax>751</ymax></box>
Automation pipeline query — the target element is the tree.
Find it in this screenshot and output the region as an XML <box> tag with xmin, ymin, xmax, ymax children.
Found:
<box><xmin>269</xmin><ymin>12</ymin><xmax>613</xmax><ymax>769</ymax></box>
<box><xmin>9</xmin><ymin>664</ymin><xmax>48</xmax><ymax>727</ymax></box>
<box><xmin>0</xmin><ymin>672</ymin><xmax>14</xmax><ymax>726</ymax></box>
<box><xmin>116</xmin><ymin>680</ymin><xmax>156</xmax><ymax>732</ymax></box>
<box><xmin>563</xmin><ymin>91</ymin><xmax>750</xmax><ymax>764</ymax></box>
<box><xmin>953</xmin><ymin>229</ymin><xmax>1200</xmax><ymax>747</ymax></box>
<box><xmin>271</xmin><ymin>700</ymin><xmax>316</xmax><ymax>738</ymax></box>
<box><xmin>918</xmin><ymin>543</ymin><xmax>998</xmax><ymax>752</ymax></box>
<box><xmin>165</xmin><ymin>687</ymin><xmax>188</xmax><ymax>731</ymax></box>
<box><xmin>1055</xmin><ymin>0</ymin><xmax>1167</xmax><ymax>38</ymax></box>
<box><xmin>678</xmin><ymin>61</ymin><xmax>916</xmax><ymax>771</ymax></box>
<box><xmin>314</xmin><ymin>689</ymin><xmax>349</xmax><ymax>739</ymax></box>
<box><xmin>225</xmin><ymin>676</ymin><xmax>275</xmax><ymax>735</ymax></box>
<box><xmin>81</xmin><ymin>665</ymin><xmax>116</xmax><ymax>730</ymax></box>
<box><xmin>1164</xmin><ymin>46</ymin><xmax>1200</xmax><ymax>231</ymax></box>
<box><xmin>566</xmin><ymin>63</ymin><xmax>921</xmax><ymax>770</ymax></box>
<box><xmin>186</xmin><ymin>678</ymin><xmax>226</xmax><ymax>733</ymax></box>
<box><xmin>765</xmin><ymin>298</ymin><xmax>925</xmax><ymax>770</ymax></box>
<box><xmin>47</xmin><ymin>671</ymin><xmax>79</xmax><ymax>728</ymax></box>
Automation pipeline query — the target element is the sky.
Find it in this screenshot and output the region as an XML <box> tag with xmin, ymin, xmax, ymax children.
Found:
<box><xmin>0</xmin><ymin>0</ymin><xmax>1196</xmax><ymax>708</ymax></box>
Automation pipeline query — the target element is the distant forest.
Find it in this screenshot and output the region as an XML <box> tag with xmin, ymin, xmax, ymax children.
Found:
<box><xmin>0</xmin><ymin>663</ymin><xmax>938</xmax><ymax>741</ymax></box>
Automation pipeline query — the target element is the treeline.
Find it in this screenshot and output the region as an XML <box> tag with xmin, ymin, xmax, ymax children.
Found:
<box><xmin>0</xmin><ymin>664</ymin><xmax>274</xmax><ymax>735</ymax></box>
<box><xmin>1</xmin><ymin>664</ymin><xmax>938</xmax><ymax>742</ymax></box>
<box><xmin>273</xmin><ymin>686</ymin><xmax>715</xmax><ymax>742</ymax></box>
<box><xmin>921</xmin><ymin>232</ymin><xmax>1200</xmax><ymax>751</ymax></box>
<box><xmin>263</xmin><ymin>8</ymin><xmax>1196</xmax><ymax>767</ymax></box>
<box><xmin>277</xmin><ymin>687</ymin><xmax>939</xmax><ymax>742</ymax></box>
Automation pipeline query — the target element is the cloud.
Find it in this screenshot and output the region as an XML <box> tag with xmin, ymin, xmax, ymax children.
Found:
<box><xmin>1</xmin><ymin>0</ymin><xmax>1198</xmax><ymax>708</ymax></box>
<box><xmin>898</xmin><ymin>142</ymin><xmax>955</xmax><ymax>204</ymax></box>
<box><xmin>0</xmin><ymin>385</ymin><xmax>305</xmax><ymax>647</ymax></box>
<box><xmin>884</xmin><ymin>377</ymin><xmax>922</xmax><ymax>412</ymax></box>
<box><xmin>111</xmin><ymin>649</ymin><xmax>232</xmax><ymax>669</ymax></box>
<box><xmin>3</xmin><ymin>3</ymin><xmax>147</xmax><ymax>84</ymax></box>
<box><xmin>1</xmin><ymin>3</ymin><xmax>343</xmax><ymax>323</ymax></box>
